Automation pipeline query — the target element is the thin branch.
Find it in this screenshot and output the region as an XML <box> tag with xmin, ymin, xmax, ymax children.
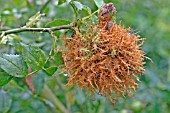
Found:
<box><xmin>0</xmin><ymin>28</ymin><xmax>10</xmax><ymax>31</ymax></box>
<box><xmin>0</xmin><ymin>9</ymin><xmax>99</xmax><ymax>36</ymax></box>
<box><xmin>0</xmin><ymin>24</ymin><xmax>73</xmax><ymax>36</ymax></box>
<box><xmin>81</xmin><ymin>9</ymin><xmax>99</xmax><ymax>21</ymax></box>
<box><xmin>70</xmin><ymin>2</ymin><xmax>78</xmax><ymax>20</ymax></box>
<box><xmin>55</xmin><ymin>77</ymin><xmax>71</xmax><ymax>113</ymax></box>
<box><xmin>40</xmin><ymin>84</ymin><xmax>69</xmax><ymax>113</ymax></box>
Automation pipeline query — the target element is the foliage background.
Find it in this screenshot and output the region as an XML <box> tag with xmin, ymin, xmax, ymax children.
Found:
<box><xmin>0</xmin><ymin>0</ymin><xmax>170</xmax><ymax>113</ymax></box>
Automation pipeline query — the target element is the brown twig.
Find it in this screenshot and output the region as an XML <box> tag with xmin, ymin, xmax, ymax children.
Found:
<box><xmin>0</xmin><ymin>24</ymin><xmax>73</xmax><ymax>36</ymax></box>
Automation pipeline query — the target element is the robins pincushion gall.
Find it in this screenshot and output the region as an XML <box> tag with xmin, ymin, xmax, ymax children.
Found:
<box><xmin>62</xmin><ymin>3</ymin><xmax>146</xmax><ymax>103</ymax></box>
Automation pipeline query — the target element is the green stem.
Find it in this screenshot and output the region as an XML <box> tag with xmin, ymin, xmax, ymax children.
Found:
<box><xmin>40</xmin><ymin>0</ymin><xmax>52</xmax><ymax>13</ymax></box>
<box><xmin>55</xmin><ymin>77</ymin><xmax>71</xmax><ymax>113</ymax></box>
<box><xmin>40</xmin><ymin>84</ymin><xmax>69</xmax><ymax>113</ymax></box>
<box><xmin>10</xmin><ymin>80</ymin><xmax>26</xmax><ymax>92</ymax></box>
<box><xmin>27</xmin><ymin>70</ymin><xmax>38</xmax><ymax>76</ymax></box>
<box><xmin>70</xmin><ymin>2</ymin><xmax>78</xmax><ymax>20</ymax></box>
<box><xmin>168</xmin><ymin>60</ymin><xmax>170</xmax><ymax>81</ymax></box>
<box><xmin>81</xmin><ymin>9</ymin><xmax>99</xmax><ymax>21</ymax></box>
<box><xmin>37</xmin><ymin>96</ymin><xmax>60</xmax><ymax>113</ymax></box>
<box><xmin>44</xmin><ymin>31</ymin><xmax>57</xmax><ymax>65</ymax></box>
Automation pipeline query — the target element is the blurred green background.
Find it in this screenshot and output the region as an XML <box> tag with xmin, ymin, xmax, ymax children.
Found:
<box><xmin>0</xmin><ymin>0</ymin><xmax>170</xmax><ymax>113</ymax></box>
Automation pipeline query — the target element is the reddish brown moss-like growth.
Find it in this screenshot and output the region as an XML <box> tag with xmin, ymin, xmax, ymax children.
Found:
<box><xmin>62</xmin><ymin>3</ymin><xmax>146</xmax><ymax>103</ymax></box>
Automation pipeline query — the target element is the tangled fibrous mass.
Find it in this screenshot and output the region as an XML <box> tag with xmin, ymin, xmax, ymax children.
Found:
<box><xmin>62</xmin><ymin>3</ymin><xmax>146</xmax><ymax>103</ymax></box>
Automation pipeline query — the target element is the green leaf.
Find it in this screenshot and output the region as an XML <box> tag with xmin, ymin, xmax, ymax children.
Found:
<box><xmin>43</xmin><ymin>66</ymin><xmax>58</xmax><ymax>76</ymax></box>
<box><xmin>58</xmin><ymin>0</ymin><xmax>71</xmax><ymax>5</ymax></box>
<box><xmin>92</xmin><ymin>15</ymin><xmax>98</xmax><ymax>23</ymax></box>
<box><xmin>0</xmin><ymin>68</ymin><xmax>13</xmax><ymax>86</ymax></box>
<box><xmin>7</xmin><ymin>34</ymin><xmax>21</xmax><ymax>41</ymax></box>
<box><xmin>45</xmin><ymin>19</ymin><xmax>71</xmax><ymax>27</ymax></box>
<box><xmin>6</xmin><ymin>35</ymin><xmax>23</xmax><ymax>51</ymax></box>
<box><xmin>66</xmin><ymin>29</ymin><xmax>75</xmax><ymax>38</ymax></box>
<box><xmin>73</xmin><ymin>1</ymin><xmax>83</xmax><ymax>11</ymax></box>
<box><xmin>0</xmin><ymin>90</ymin><xmax>12</xmax><ymax>113</ymax></box>
<box><xmin>82</xmin><ymin>5</ymin><xmax>91</xmax><ymax>14</ymax></box>
<box><xmin>22</xmin><ymin>45</ymin><xmax>46</xmax><ymax>70</ymax></box>
<box><xmin>0</xmin><ymin>54</ymin><xmax>28</xmax><ymax>77</ymax></box>
<box><xmin>8</xmin><ymin>39</ymin><xmax>23</xmax><ymax>51</ymax></box>
<box><xmin>55</xmin><ymin>31</ymin><xmax>61</xmax><ymax>38</ymax></box>
<box><xmin>58</xmin><ymin>0</ymin><xmax>66</xmax><ymax>5</ymax></box>
<box><xmin>0</xmin><ymin>74</ymin><xmax>12</xmax><ymax>86</ymax></box>
<box><xmin>33</xmin><ymin>71</ymin><xmax>46</xmax><ymax>94</ymax></box>
<box><xmin>79</xmin><ymin>5</ymin><xmax>92</xmax><ymax>18</ymax></box>
<box><xmin>54</xmin><ymin>52</ymin><xmax>64</xmax><ymax>66</ymax></box>
<box><xmin>93</xmin><ymin>0</ymin><xmax>105</xmax><ymax>8</ymax></box>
